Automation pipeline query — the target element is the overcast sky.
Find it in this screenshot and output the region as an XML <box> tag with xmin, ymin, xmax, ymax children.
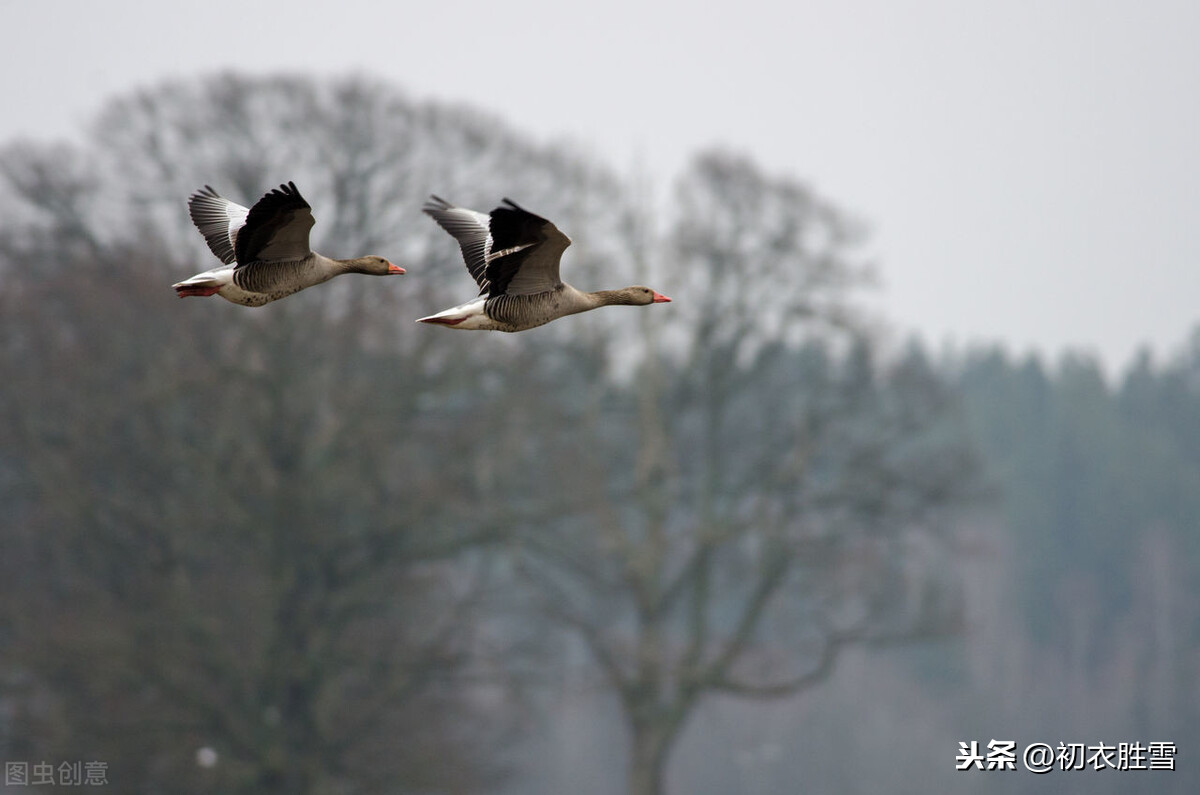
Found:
<box><xmin>4</xmin><ymin>0</ymin><xmax>1198</xmax><ymax>373</ymax></box>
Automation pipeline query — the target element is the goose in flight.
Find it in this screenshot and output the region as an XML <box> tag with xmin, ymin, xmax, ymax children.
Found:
<box><xmin>419</xmin><ymin>196</ymin><xmax>670</xmax><ymax>332</ymax></box>
<box><xmin>174</xmin><ymin>181</ymin><xmax>403</xmax><ymax>306</ymax></box>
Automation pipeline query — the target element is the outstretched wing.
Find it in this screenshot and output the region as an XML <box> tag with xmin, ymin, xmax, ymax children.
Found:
<box><xmin>234</xmin><ymin>181</ymin><xmax>315</xmax><ymax>265</ymax></box>
<box><xmin>188</xmin><ymin>185</ymin><xmax>249</xmax><ymax>266</ymax></box>
<box><xmin>484</xmin><ymin>198</ymin><xmax>571</xmax><ymax>297</ymax></box>
<box><xmin>423</xmin><ymin>195</ymin><xmax>495</xmax><ymax>292</ymax></box>
<box><xmin>422</xmin><ymin>195</ymin><xmax>571</xmax><ymax>298</ymax></box>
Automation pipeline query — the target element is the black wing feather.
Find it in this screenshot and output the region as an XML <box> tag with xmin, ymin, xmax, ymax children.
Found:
<box><xmin>234</xmin><ymin>181</ymin><xmax>314</xmax><ymax>265</ymax></box>
<box><xmin>485</xmin><ymin>199</ymin><xmax>560</xmax><ymax>297</ymax></box>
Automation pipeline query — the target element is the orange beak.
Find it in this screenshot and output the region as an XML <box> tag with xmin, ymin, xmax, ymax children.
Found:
<box><xmin>388</xmin><ymin>263</ymin><xmax>406</xmax><ymax>274</ymax></box>
<box><xmin>652</xmin><ymin>291</ymin><xmax>672</xmax><ymax>303</ymax></box>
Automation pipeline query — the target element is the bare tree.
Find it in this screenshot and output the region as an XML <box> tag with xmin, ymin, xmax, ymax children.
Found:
<box><xmin>504</xmin><ymin>152</ymin><xmax>975</xmax><ymax>795</ymax></box>
<box><xmin>0</xmin><ymin>75</ymin><xmax>978</xmax><ymax>795</ymax></box>
<box><xmin>0</xmin><ymin>73</ymin><xmax>627</xmax><ymax>795</ymax></box>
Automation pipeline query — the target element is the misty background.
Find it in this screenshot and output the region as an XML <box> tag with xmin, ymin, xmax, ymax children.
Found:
<box><xmin>1</xmin><ymin>2</ymin><xmax>1198</xmax><ymax>794</ymax></box>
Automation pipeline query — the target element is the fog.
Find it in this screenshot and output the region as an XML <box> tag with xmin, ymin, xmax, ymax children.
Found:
<box><xmin>1</xmin><ymin>5</ymin><xmax>1197</xmax><ymax>793</ymax></box>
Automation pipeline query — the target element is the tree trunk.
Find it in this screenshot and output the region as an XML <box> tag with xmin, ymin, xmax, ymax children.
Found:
<box><xmin>628</xmin><ymin>720</ymin><xmax>672</xmax><ymax>795</ymax></box>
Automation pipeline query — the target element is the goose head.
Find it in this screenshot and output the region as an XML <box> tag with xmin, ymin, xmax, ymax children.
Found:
<box><xmin>344</xmin><ymin>256</ymin><xmax>405</xmax><ymax>276</ymax></box>
<box><xmin>619</xmin><ymin>285</ymin><xmax>672</xmax><ymax>305</ymax></box>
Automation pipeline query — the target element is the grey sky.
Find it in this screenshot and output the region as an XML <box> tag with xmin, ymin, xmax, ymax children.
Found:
<box><xmin>4</xmin><ymin>0</ymin><xmax>1198</xmax><ymax>372</ymax></box>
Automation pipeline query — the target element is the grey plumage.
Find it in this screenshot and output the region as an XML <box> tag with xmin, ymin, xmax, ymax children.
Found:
<box><xmin>175</xmin><ymin>182</ymin><xmax>403</xmax><ymax>306</ymax></box>
<box><xmin>187</xmin><ymin>185</ymin><xmax>244</xmax><ymax>265</ymax></box>
<box><xmin>420</xmin><ymin>196</ymin><xmax>670</xmax><ymax>331</ymax></box>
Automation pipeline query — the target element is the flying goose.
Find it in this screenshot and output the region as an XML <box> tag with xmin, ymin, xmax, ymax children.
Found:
<box><xmin>174</xmin><ymin>181</ymin><xmax>404</xmax><ymax>306</ymax></box>
<box><xmin>419</xmin><ymin>196</ymin><xmax>670</xmax><ymax>332</ymax></box>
